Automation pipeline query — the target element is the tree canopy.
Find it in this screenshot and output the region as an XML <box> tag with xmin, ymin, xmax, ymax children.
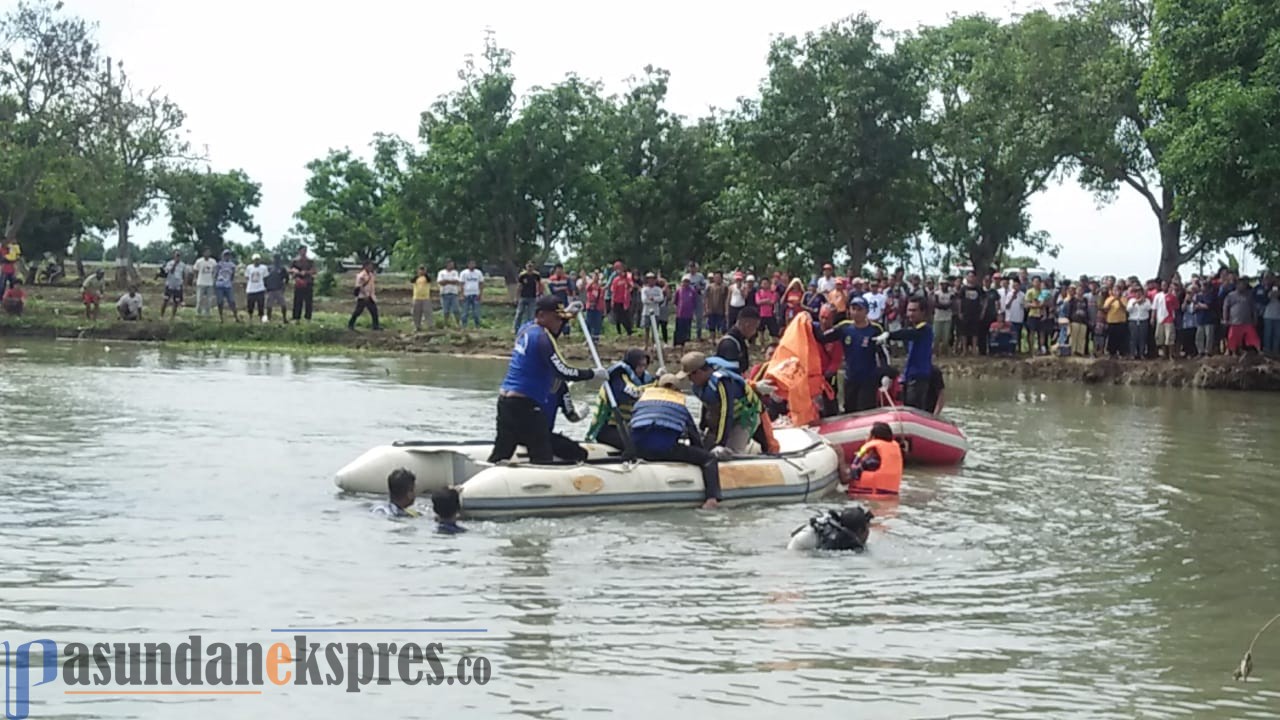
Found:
<box><xmin>3</xmin><ymin>0</ymin><xmax>1275</xmax><ymax>283</ymax></box>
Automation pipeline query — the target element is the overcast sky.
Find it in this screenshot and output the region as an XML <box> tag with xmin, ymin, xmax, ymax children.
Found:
<box><xmin>48</xmin><ymin>0</ymin><xmax>1252</xmax><ymax>278</ymax></box>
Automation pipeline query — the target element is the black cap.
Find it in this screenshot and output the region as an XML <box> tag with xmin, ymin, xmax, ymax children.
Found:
<box><xmin>535</xmin><ymin>296</ymin><xmax>571</xmax><ymax>318</ymax></box>
<box><xmin>623</xmin><ymin>348</ymin><xmax>649</xmax><ymax>369</ymax></box>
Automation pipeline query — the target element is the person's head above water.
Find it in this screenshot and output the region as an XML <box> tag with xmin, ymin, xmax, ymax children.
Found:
<box><xmin>839</xmin><ymin>506</ymin><xmax>874</xmax><ymax>547</ymax></box>
<box><xmin>869</xmin><ymin>421</ymin><xmax>893</xmax><ymax>442</ymax></box>
<box><xmin>432</xmin><ymin>487</ymin><xmax>461</xmax><ymax>521</ymax></box>
<box><xmin>386</xmin><ymin>468</ymin><xmax>416</xmax><ymax>509</ymax></box>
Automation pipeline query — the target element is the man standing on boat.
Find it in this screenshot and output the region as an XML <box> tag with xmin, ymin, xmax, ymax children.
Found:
<box><xmin>715</xmin><ymin>305</ymin><xmax>760</xmax><ymax>375</ymax></box>
<box><xmin>814</xmin><ymin>297</ymin><xmax>889</xmax><ymax>413</ymax></box>
<box><xmin>875</xmin><ymin>298</ymin><xmax>934</xmax><ymax>412</ymax></box>
<box><xmin>490</xmin><ymin>296</ymin><xmax>607</xmax><ymax>464</ymax></box>
<box><xmin>629</xmin><ymin>374</ymin><xmax>722</xmax><ymax>510</ymax></box>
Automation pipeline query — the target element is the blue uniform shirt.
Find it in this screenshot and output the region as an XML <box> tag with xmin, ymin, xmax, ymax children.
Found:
<box><xmin>501</xmin><ymin>322</ymin><xmax>594</xmax><ymax>410</ymax></box>
<box><xmin>816</xmin><ymin>320</ymin><xmax>887</xmax><ymax>383</ymax></box>
<box><xmin>888</xmin><ymin>322</ymin><xmax>934</xmax><ymax>382</ymax></box>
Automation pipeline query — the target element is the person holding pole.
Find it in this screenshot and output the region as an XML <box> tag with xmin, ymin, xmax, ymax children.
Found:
<box><xmin>489</xmin><ymin>297</ymin><xmax>607</xmax><ymax>464</ymax></box>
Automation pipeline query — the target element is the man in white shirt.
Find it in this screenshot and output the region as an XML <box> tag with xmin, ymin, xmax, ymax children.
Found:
<box><xmin>863</xmin><ymin>282</ymin><xmax>888</xmax><ymax>323</ymax></box>
<box><xmin>1125</xmin><ymin>289</ymin><xmax>1152</xmax><ymax>359</ymax></box>
<box><xmin>816</xmin><ymin>263</ymin><xmax>838</xmax><ymax>295</ymax></box>
<box><xmin>437</xmin><ymin>260</ymin><xmax>461</xmax><ymax>327</ymax></box>
<box><xmin>459</xmin><ymin>260</ymin><xmax>484</xmax><ymax>329</ymax></box>
<box><xmin>1000</xmin><ymin>278</ymin><xmax>1026</xmax><ymax>348</ymax></box>
<box><xmin>192</xmin><ymin>248</ymin><xmax>217</xmax><ymax>316</ymax></box>
<box><xmin>116</xmin><ymin>286</ymin><xmax>143</xmax><ymax>321</ymax></box>
<box><xmin>244</xmin><ymin>253</ymin><xmax>269</xmax><ymax>320</ymax></box>
<box><xmin>932</xmin><ymin>279</ymin><xmax>954</xmax><ymax>355</ymax></box>
<box><xmin>160</xmin><ymin>250</ymin><xmax>187</xmax><ymax>319</ymax></box>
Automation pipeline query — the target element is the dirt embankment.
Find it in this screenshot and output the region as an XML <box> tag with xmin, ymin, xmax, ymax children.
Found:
<box><xmin>937</xmin><ymin>354</ymin><xmax>1280</xmax><ymax>392</ymax></box>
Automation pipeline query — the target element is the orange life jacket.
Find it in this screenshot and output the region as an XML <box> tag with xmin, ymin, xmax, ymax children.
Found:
<box><xmin>850</xmin><ymin>437</ymin><xmax>903</xmax><ymax>496</ymax></box>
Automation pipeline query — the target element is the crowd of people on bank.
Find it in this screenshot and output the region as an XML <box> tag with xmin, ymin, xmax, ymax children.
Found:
<box><xmin>516</xmin><ymin>260</ymin><xmax>1280</xmax><ymax>360</ymax></box>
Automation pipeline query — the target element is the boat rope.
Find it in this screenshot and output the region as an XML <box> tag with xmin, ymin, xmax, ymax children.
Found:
<box><xmin>1234</xmin><ymin>612</ymin><xmax>1280</xmax><ymax>681</ymax></box>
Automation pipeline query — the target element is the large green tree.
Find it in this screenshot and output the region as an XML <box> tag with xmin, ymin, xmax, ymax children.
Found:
<box><xmin>516</xmin><ymin>75</ymin><xmax>615</xmax><ymax>261</ymax></box>
<box><xmin>84</xmin><ymin>59</ymin><xmax>189</xmax><ymax>287</ymax></box>
<box><xmin>294</xmin><ymin>135</ymin><xmax>407</xmax><ymax>267</ymax></box>
<box><xmin>404</xmin><ymin>35</ymin><xmax>533</xmax><ymax>282</ymax></box>
<box><xmin>159</xmin><ymin>168</ymin><xmax>262</xmax><ymax>255</ymax></box>
<box><xmin>593</xmin><ymin>67</ymin><xmax>729</xmax><ymax>271</ymax></box>
<box><xmin>1147</xmin><ymin>0</ymin><xmax>1279</xmax><ymax>262</ymax></box>
<box><xmin>909</xmin><ymin>13</ymin><xmax>1078</xmax><ymax>278</ymax></box>
<box><xmin>0</xmin><ymin>0</ymin><xmax>99</xmax><ymax>243</ymax></box>
<box><xmin>1066</xmin><ymin>0</ymin><xmax>1222</xmax><ymax>279</ymax></box>
<box><xmin>737</xmin><ymin>15</ymin><xmax>927</xmax><ymax>275</ymax></box>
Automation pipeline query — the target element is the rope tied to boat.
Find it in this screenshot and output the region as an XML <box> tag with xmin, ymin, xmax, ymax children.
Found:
<box><xmin>1234</xmin><ymin>612</ymin><xmax>1280</xmax><ymax>681</ymax></box>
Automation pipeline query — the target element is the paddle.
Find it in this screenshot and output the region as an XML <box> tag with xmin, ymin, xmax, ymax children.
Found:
<box><xmin>578</xmin><ymin>311</ymin><xmax>635</xmax><ymax>455</ymax></box>
<box><xmin>650</xmin><ymin>313</ymin><xmax>666</xmax><ymax>375</ymax></box>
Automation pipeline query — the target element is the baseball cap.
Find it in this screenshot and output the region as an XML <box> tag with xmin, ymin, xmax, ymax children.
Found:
<box><xmin>535</xmin><ymin>296</ymin><xmax>572</xmax><ymax>318</ymax></box>
<box><xmin>676</xmin><ymin>351</ymin><xmax>708</xmax><ymax>379</ymax></box>
<box><xmin>252</xmin><ymin>253</ymin><xmax>262</xmax><ymax>261</ymax></box>
<box><xmin>849</xmin><ymin>296</ymin><xmax>868</xmax><ymax>308</ymax></box>
<box><xmin>657</xmin><ymin>373</ymin><xmax>681</xmax><ymax>389</ymax></box>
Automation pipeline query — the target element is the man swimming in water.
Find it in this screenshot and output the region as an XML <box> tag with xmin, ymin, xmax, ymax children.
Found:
<box><xmin>432</xmin><ymin>487</ymin><xmax>467</xmax><ymax>534</ymax></box>
<box><xmin>371</xmin><ymin>468</ymin><xmax>420</xmax><ymax>518</ymax></box>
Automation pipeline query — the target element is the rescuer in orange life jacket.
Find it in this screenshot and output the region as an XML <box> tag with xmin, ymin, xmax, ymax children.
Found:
<box><xmin>849</xmin><ymin>421</ymin><xmax>904</xmax><ymax>497</ymax></box>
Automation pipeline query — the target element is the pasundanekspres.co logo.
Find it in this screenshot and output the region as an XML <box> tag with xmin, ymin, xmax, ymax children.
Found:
<box><xmin>3</xmin><ymin>629</ymin><xmax>493</xmax><ymax>719</ymax></box>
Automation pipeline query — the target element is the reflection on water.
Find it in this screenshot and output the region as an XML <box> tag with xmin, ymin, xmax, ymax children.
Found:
<box><xmin>2</xmin><ymin>338</ymin><xmax>1280</xmax><ymax>718</ymax></box>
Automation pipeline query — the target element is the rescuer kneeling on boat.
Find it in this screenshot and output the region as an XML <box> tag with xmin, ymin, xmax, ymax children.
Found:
<box><xmin>629</xmin><ymin>373</ymin><xmax>722</xmax><ymax>510</ymax></box>
<box><xmin>676</xmin><ymin>351</ymin><xmax>763</xmax><ymax>456</ymax></box>
<box><xmin>588</xmin><ymin>348</ymin><xmax>656</xmax><ymax>451</ymax></box>
<box><xmin>490</xmin><ymin>296</ymin><xmax>607</xmax><ymax>464</ymax></box>
<box><xmin>849</xmin><ymin>421</ymin><xmax>903</xmax><ymax>496</ymax></box>
<box><xmin>874</xmin><ymin>297</ymin><xmax>935</xmax><ymax>413</ymax></box>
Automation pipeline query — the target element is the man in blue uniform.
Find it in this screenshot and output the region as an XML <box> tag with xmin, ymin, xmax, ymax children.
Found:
<box><xmin>629</xmin><ymin>374</ymin><xmax>721</xmax><ymax>509</ymax></box>
<box><xmin>815</xmin><ymin>297</ymin><xmax>889</xmax><ymax>413</ymax></box>
<box><xmin>677</xmin><ymin>351</ymin><xmax>763</xmax><ymax>455</ymax></box>
<box><xmin>491</xmin><ymin>296</ymin><xmax>607</xmax><ymax>464</ymax></box>
<box><xmin>875</xmin><ymin>298</ymin><xmax>935</xmax><ymax>411</ymax></box>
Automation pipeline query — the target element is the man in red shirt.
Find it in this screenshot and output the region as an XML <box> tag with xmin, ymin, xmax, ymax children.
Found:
<box><xmin>2</xmin><ymin>278</ymin><xmax>26</xmax><ymax>315</ymax></box>
<box><xmin>609</xmin><ymin>264</ymin><xmax>634</xmax><ymax>336</ymax></box>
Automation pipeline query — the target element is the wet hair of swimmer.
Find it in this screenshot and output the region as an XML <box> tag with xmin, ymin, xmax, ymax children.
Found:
<box><xmin>432</xmin><ymin>487</ymin><xmax>461</xmax><ymax>520</ymax></box>
<box><xmin>869</xmin><ymin>422</ymin><xmax>893</xmax><ymax>442</ymax></box>
<box><xmin>387</xmin><ymin>468</ymin><xmax>416</xmax><ymax>504</ymax></box>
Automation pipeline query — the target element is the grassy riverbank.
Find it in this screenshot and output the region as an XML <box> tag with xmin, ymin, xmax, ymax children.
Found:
<box><xmin>4</xmin><ymin>273</ymin><xmax>1280</xmax><ymax>390</ymax></box>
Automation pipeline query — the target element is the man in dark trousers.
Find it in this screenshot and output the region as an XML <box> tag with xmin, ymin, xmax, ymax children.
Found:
<box><xmin>490</xmin><ymin>297</ymin><xmax>607</xmax><ymax>464</ymax></box>
<box><xmin>875</xmin><ymin>298</ymin><xmax>935</xmax><ymax>411</ymax></box>
<box><xmin>815</xmin><ymin>297</ymin><xmax>890</xmax><ymax>412</ymax></box>
<box><xmin>289</xmin><ymin>246</ymin><xmax>316</xmax><ymax>321</ymax></box>
<box><xmin>629</xmin><ymin>374</ymin><xmax>722</xmax><ymax>510</ymax></box>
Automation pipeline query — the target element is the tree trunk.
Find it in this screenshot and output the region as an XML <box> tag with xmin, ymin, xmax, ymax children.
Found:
<box><xmin>114</xmin><ymin>217</ymin><xmax>139</xmax><ymax>289</ymax></box>
<box><xmin>970</xmin><ymin>236</ymin><xmax>1000</xmax><ymax>280</ymax></box>
<box><xmin>846</xmin><ymin>236</ymin><xmax>867</xmax><ymax>278</ymax></box>
<box><xmin>1156</xmin><ymin>209</ymin><xmax>1184</xmax><ymax>281</ymax></box>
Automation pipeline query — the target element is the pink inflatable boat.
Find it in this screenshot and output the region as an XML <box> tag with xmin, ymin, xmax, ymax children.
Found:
<box><xmin>818</xmin><ymin>407</ymin><xmax>967</xmax><ymax>466</ymax></box>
